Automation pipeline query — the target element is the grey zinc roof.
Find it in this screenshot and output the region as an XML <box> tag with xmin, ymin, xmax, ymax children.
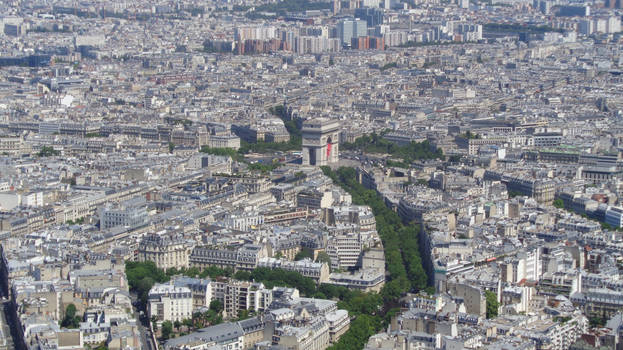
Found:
<box><xmin>164</xmin><ymin>322</ymin><xmax>243</xmax><ymax>349</ymax></box>
<box><xmin>237</xmin><ymin>317</ymin><xmax>264</xmax><ymax>333</ymax></box>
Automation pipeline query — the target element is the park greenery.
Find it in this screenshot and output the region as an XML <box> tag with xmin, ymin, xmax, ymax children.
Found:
<box><xmin>161</xmin><ymin>320</ymin><xmax>173</xmax><ymax>340</ymax></box>
<box><xmin>589</xmin><ymin>316</ymin><xmax>607</xmax><ymax>328</ymax></box>
<box><xmin>380</xmin><ymin>62</ymin><xmax>398</xmax><ymax>71</ymax></box>
<box><xmin>342</xmin><ymin>133</ymin><xmax>445</xmax><ymax>165</ymax></box>
<box><xmin>485</xmin><ymin>290</ymin><xmax>499</xmax><ymax>319</ymax></box>
<box><xmin>232</xmin><ymin>268</ymin><xmax>387</xmax><ymax>323</ymax></box>
<box><xmin>294</xmin><ymin>247</ymin><xmax>314</xmax><ymax>261</ymax></box>
<box><xmin>330</xmin><ymin>315</ymin><xmax>381</xmax><ymax>350</ymax></box>
<box><xmin>239</xmin><ymin>139</ymin><xmax>300</xmax><ymax>153</ymax></box>
<box><xmin>37</xmin><ymin>146</ymin><xmax>60</xmax><ymax>157</ymax></box>
<box><xmin>459</xmin><ymin>130</ymin><xmax>481</xmax><ymax>139</ymax></box>
<box><xmin>125</xmin><ymin>261</ymin><xmax>169</xmax><ymax>308</ymax></box>
<box><xmin>66</xmin><ymin>217</ymin><xmax>85</xmax><ymax>225</ymax></box>
<box><xmin>233</xmin><ymin>268</ymin><xmax>317</xmax><ymax>295</ymax></box>
<box><xmin>508</xmin><ymin>190</ymin><xmax>523</xmax><ymax>198</ymax></box>
<box><xmin>386</xmin><ymin>159</ymin><xmax>410</xmax><ymax>168</ymax></box>
<box><xmin>248</xmin><ymin>161</ymin><xmax>282</xmax><ymax>173</ymax></box>
<box><xmin>160</xmin><ymin>301</ymin><xmax>225</xmax><ymax>340</ymax></box>
<box><xmin>199</xmin><ymin>146</ymin><xmax>245</xmax><ymax>162</ymax></box>
<box><xmin>86</xmin><ymin>343</ymin><xmax>109</xmax><ymax>350</ymax></box>
<box><xmin>60</xmin><ymin>304</ymin><xmax>81</xmax><ymax>328</ymax></box>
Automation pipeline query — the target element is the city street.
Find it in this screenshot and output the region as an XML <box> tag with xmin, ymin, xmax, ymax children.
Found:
<box><xmin>130</xmin><ymin>293</ymin><xmax>154</xmax><ymax>350</ymax></box>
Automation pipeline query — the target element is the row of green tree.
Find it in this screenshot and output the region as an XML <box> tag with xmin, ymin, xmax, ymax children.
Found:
<box><xmin>217</xmin><ymin>266</ymin><xmax>386</xmax><ymax>319</ymax></box>
<box><xmin>128</xmin><ymin>260</ymin><xmax>386</xmax><ymax>313</ymax></box>
<box><xmin>380</xmin><ymin>62</ymin><xmax>398</xmax><ymax>71</ymax></box>
<box><xmin>130</xmin><ymin>261</ymin><xmax>371</xmax><ymax>314</ymax></box>
<box><xmin>127</xmin><ymin>261</ymin><xmax>387</xmax><ymax>349</ymax></box>
<box><xmin>243</xmin><ymin>269</ymin><xmax>385</xmax><ymax>318</ymax></box>
<box><xmin>485</xmin><ymin>290</ymin><xmax>499</xmax><ymax>319</ymax></box>
<box><xmin>38</xmin><ymin>146</ymin><xmax>60</xmax><ymax>157</ymax></box>
<box><xmin>386</xmin><ymin>159</ymin><xmax>410</xmax><ymax>168</ymax></box>
<box><xmin>321</xmin><ymin>166</ymin><xmax>434</xmax><ymax>349</ymax></box>
<box><xmin>125</xmin><ymin>261</ymin><xmax>232</xmax><ymax>309</ymax></box>
<box><xmin>292</xmin><ymin>247</ymin><xmax>332</xmax><ymax>268</ymax></box>
<box><xmin>199</xmin><ymin>146</ymin><xmax>245</xmax><ymax>162</ymax></box>
<box><xmin>237</xmin><ymin>104</ymin><xmax>303</xmax><ymax>153</ymax></box>
<box><xmin>160</xmin><ymin>300</ymin><xmax>224</xmax><ymax>340</ymax></box>
<box><xmin>322</xmin><ymin>166</ymin><xmax>432</xmax><ymax>298</ymax></box>
<box><xmin>342</xmin><ymin>133</ymin><xmax>445</xmax><ymax>164</ymax></box>
<box><xmin>199</xmin><ymin>105</ymin><xmax>302</xmax><ymax>161</ymax></box>
<box><xmin>199</xmin><ymin>145</ymin><xmax>287</xmax><ymax>172</ymax></box>
<box><xmin>248</xmin><ymin>161</ymin><xmax>282</xmax><ymax>173</ymax></box>
<box><xmin>232</xmin><ymin>267</ymin><xmax>317</xmax><ymax>296</ymax></box>
<box><xmin>270</xmin><ymin>105</ymin><xmax>302</xmax><ymax>139</ymax></box>
<box><xmin>458</xmin><ymin>130</ymin><xmax>481</xmax><ymax>139</ymax></box>
<box><xmin>239</xmin><ymin>140</ymin><xmax>299</xmax><ymax>153</ymax></box>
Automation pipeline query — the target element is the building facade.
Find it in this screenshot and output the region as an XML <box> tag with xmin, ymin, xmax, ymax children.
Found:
<box><xmin>148</xmin><ymin>283</ymin><xmax>193</xmax><ymax>323</ymax></box>
<box><xmin>137</xmin><ymin>234</ymin><xmax>195</xmax><ymax>270</ymax></box>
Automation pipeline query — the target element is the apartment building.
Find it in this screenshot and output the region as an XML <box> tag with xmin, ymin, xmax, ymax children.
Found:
<box><xmin>189</xmin><ymin>243</ymin><xmax>268</xmax><ymax>271</ymax></box>
<box><xmin>148</xmin><ymin>283</ymin><xmax>193</xmax><ymax>323</ymax></box>
<box><xmin>211</xmin><ymin>280</ymin><xmax>273</xmax><ymax>318</ymax></box>
<box><xmin>571</xmin><ymin>288</ymin><xmax>623</xmax><ymax>320</ymax></box>
<box><xmin>172</xmin><ymin>276</ymin><xmax>212</xmax><ymax>309</ymax></box>
<box><xmin>297</xmin><ymin>190</ymin><xmax>334</xmax><ymax>209</ymax></box>
<box><xmin>137</xmin><ymin>233</ymin><xmax>195</xmax><ymax>270</ymax></box>
<box><xmin>328</xmin><ymin>268</ymin><xmax>385</xmax><ymax>292</ymax></box>
<box><xmin>325</xmin><ymin>310</ymin><xmax>350</xmax><ymax>343</ymax></box>
<box><xmin>326</xmin><ymin>233</ymin><xmax>362</xmax><ymax>270</ymax></box>
<box><xmin>501</xmin><ymin>175</ymin><xmax>555</xmax><ymax>204</ymax></box>
<box><xmin>99</xmin><ymin>197</ymin><xmax>147</xmax><ymax>230</ymax></box>
<box><xmin>276</xmin><ymin>319</ymin><xmax>331</xmax><ymax>350</ymax></box>
<box><xmin>257</xmin><ymin>258</ymin><xmax>330</xmax><ymax>283</ymax></box>
<box><xmin>604</xmin><ymin>206</ymin><xmax>623</xmax><ymax>228</ymax></box>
